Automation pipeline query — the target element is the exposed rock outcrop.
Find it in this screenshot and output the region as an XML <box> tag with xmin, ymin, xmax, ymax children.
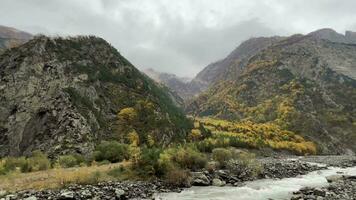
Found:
<box><xmin>0</xmin><ymin>35</ymin><xmax>191</xmax><ymax>157</ymax></box>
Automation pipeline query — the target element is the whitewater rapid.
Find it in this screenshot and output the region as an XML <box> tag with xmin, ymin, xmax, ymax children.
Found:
<box><xmin>155</xmin><ymin>166</ymin><xmax>356</xmax><ymax>200</ymax></box>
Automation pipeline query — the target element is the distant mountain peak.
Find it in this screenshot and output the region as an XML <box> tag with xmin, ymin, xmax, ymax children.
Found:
<box><xmin>308</xmin><ymin>28</ymin><xmax>356</xmax><ymax>44</ymax></box>
<box><xmin>0</xmin><ymin>25</ymin><xmax>32</xmax><ymax>40</ymax></box>
<box><xmin>0</xmin><ymin>25</ymin><xmax>32</xmax><ymax>51</ymax></box>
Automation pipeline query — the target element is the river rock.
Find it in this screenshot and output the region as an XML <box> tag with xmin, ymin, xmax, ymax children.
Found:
<box><xmin>0</xmin><ymin>191</ymin><xmax>6</xmax><ymax>198</ymax></box>
<box><xmin>325</xmin><ymin>175</ymin><xmax>343</xmax><ymax>183</ymax></box>
<box><xmin>212</xmin><ymin>178</ymin><xmax>225</xmax><ymax>187</ymax></box>
<box><xmin>115</xmin><ymin>188</ymin><xmax>125</xmax><ymax>199</ymax></box>
<box><xmin>313</xmin><ymin>188</ymin><xmax>326</xmax><ymax>197</ymax></box>
<box><xmin>23</xmin><ymin>196</ymin><xmax>37</xmax><ymax>200</ymax></box>
<box><xmin>59</xmin><ymin>190</ymin><xmax>75</xmax><ymax>199</ymax></box>
<box><xmin>191</xmin><ymin>172</ymin><xmax>211</xmax><ymax>186</ymax></box>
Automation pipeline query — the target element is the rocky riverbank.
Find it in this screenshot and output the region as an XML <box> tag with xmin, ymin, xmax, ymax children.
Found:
<box><xmin>289</xmin><ymin>155</ymin><xmax>356</xmax><ymax>200</ymax></box>
<box><xmin>299</xmin><ymin>155</ymin><xmax>356</xmax><ymax>168</ymax></box>
<box><xmin>190</xmin><ymin>158</ymin><xmax>326</xmax><ymax>187</ymax></box>
<box><xmin>291</xmin><ymin>175</ymin><xmax>356</xmax><ymax>200</ymax></box>
<box><xmin>2</xmin><ymin>156</ymin><xmax>355</xmax><ymax>200</ymax></box>
<box><xmin>2</xmin><ymin>181</ymin><xmax>181</xmax><ymax>200</ymax></box>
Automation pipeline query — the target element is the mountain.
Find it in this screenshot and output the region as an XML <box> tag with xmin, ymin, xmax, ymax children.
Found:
<box><xmin>142</xmin><ymin>35</ymin><xmax>285</xmax><ymax>101</ymax></box>
<box><xmin>309</xmin><ymin>28</ymin><xmax>356</xmax><ymax>44</ymax></box>
<box><xmin>186</xmin><ymin>29</ymin><xmax>356</xmax><ymax>154</ymax></box>
<box><xmin>0</xmin><ymin>35</ymin><xmax>191</xmax><ymax>157</ymax></box>
<box><xmin>0</xmin><ymin>25</ymin><xmax>32</xmax><ymax>52</ymax></box>
<box><xmin>143</xmin><ymin>68</ymin><xmax>194</xmax><ymax>101</ymax></box>
<box><xmin>191</xmin><ymin>36</ymin><xmax>284</xmax><ymax>92</ymax></box>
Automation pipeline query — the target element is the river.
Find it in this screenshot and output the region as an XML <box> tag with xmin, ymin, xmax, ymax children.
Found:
<box><xmin>155</xmin><ymin>166</ymin><xmax>356</xmax><ymax>200</ymax></box>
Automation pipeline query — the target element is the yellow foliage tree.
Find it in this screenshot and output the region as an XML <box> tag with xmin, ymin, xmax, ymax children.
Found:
<box><xmin>188</xmin><ymin>129</ymin><xmax>202</xmax><ymax>142</ymax></box>
<box><xmin>127</xmin><ymin>130</ymin><xmax>140</xmax><ymax>146</ymax></box>
<box><xmin>117</xmin><ymin>107</ymin><xmax>138</xmax><ymax>122</ymax></box>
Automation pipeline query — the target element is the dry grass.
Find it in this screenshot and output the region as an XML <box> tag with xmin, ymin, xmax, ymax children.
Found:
<box><xmin>0</xmin><ymin>162</ymin><xmax>129</xmax><ymax>192</ymax></box>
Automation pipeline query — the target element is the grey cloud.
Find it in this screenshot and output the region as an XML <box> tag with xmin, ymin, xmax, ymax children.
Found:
<box><xmin>0</xmin><ymin>0</ymin><xmax>355</xmax><ymax>77</ymax></box>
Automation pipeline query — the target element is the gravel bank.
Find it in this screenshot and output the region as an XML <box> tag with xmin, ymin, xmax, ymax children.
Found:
<box><xmin>291</xmin><ymin>175</ymin><xmax>356</xmax><ymax>200</ymax></box>
<box><xmin>1</xmin><ymin>181</ymin><xmax>181</xmax><ymax>200</ymax></box>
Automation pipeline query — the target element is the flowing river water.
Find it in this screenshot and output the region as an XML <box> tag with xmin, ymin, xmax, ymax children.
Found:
<box><xmin>155</xmin><ymin>166</ymin><xmax>356</xmax><ymax>200</ymax></box>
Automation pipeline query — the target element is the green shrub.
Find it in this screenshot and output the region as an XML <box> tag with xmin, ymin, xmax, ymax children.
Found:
<box><xmin>94</xmin><ymin>141</ymin><xmax>129</xmax><ymax>163</ymax></box>
<box><xmin>26</xmin><ymin>151</ymin><xmax>51</xmax><ymax>172</ymax></box>
<box><xmin>212</xmin><ymin>148</ymin><xmax>235</xmax><ymax>168</ymax></box>
<box><xmin>158</xmin><ymin>146</ymin><xmax>207</xmax><ymax>173</ymax></box>
<box><xmin>98</xmin><ymin>160</ymin><xmax>111</xmax><ymax>166</ymax></box>
<box><xmin>0</xmin><ymin>160</ymin><xmax>7</xmax><ymax>175</ymax></box>
<box><xmin>174</xmin><ymin>146</ymin><xmax>207</xmax><ymax>170</ymax></box>
<box><xmin>133</xmin><ymin>147</ymin><xmax>163</xmax><ymax>176</ymax></box>
<box><xmin>3</xmin><ymin>151</ymin><xmax>51</xmax><ymax>173</ymax></box>
<box><xmin>3</xmin><ymin>157</ymin><xmax>27</xmax><ymax>172</ymax></box>
<box><xmin>57</xmin><ymin>155</ymin><xmax>81</xmax><ymax>168</ymax></box>
<box><xmin>107</xmin><ymin>166</ymin><xmax>126</xmax><ymax>178</ymax></box>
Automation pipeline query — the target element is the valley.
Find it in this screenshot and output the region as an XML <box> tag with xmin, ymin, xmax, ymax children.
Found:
<box><xmin>0</xmin><ymin>25</ymin><xmax>355</xmax><ymax>200</ymax></box>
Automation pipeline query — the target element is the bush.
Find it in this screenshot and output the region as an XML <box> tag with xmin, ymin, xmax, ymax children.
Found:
<box><xmin>57</xmin><ymin>155</ymin><xmax>83</xmax><ymax>168</ymax></box>
<box><xmin>164</xmin><ymin>168</ymin><xmax>191</xmax><ymax>187</ymax></box>
<box><xmin>212</xmin><ymin>148</ymin><xmax>235</xmax><ymax>168</ymax></box>
<box><xmin>3</xmin><ymin>157</ymin><xmax>27</xmax><ymax>172</ymax></box>
<box><xmin>158</xmin><ymin>146</ymin><xmax>207</xmax><ymax>173</ymax></box>
<box><xmin>226</xmin><ymin>152</ymin><xmax>263</xmax><ymax>178</ymax></box>
<box><xmin>133</xmin><ymin>147</ymin><xmax>163</xmax><ymax>176</ymax></box>
<box><xmin>3</xmin><ymin>151</ymin><xmax>51</xmax><ymax>173</ymax></box>
<box><xmin>174</xmin><ymin>146</ymin><xmax>207</xmax><ymax>170</ymax></box>
<box><xmin>94</xmin><ymin>141</ymin><xmax>129</xmax><ymax>163</ymax></box>
<box><xmin>26</xmin><ymin>151</ymin><xmax>51</xmax><ymax>172</ymax></box>
<box><xmin>107</xmin><ymin>166</ymin><xmax>126</xmax><ymax>178</ymax></box>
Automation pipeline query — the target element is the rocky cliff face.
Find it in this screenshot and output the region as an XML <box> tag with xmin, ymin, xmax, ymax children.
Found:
<box><xmin>187</xmin><ymin>29</ymin><xmax>356</xmax><ymax>154</ymax></box>
<box><xmin>0</xmin><ymin>36</ymin><xmax>191</xmax><ymax>157</ymax></box>
<box><xmin>0</xmin><ymin>25</ymin><xmax>32</xmax><ymax>52</ymax></box>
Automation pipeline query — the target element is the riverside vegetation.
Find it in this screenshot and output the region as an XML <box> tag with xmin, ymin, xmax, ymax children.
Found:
<box><xmin>0</xmin><ymin>115</ymin><xmax>317</xmax><ymax>192</ymax></box>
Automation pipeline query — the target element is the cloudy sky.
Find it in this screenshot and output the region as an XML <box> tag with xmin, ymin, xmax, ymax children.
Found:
<box><xmin>1</xmin><ymin>0</ymin><xmax>356</xmax><ymax>77</ymax></box>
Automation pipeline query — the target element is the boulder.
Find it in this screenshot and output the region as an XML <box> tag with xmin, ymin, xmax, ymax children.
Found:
<box><xmin>212</xmin><ymin>178</ymin><xmax>225</xmax><ymax>187</ymax></box>
<box><xmin>191</xmin><ymin>172</ymin><xmax>211</xmax><ymax>186</ymax></box>
<box><xmin>115</xmin><ymin>188</ymin><xmax>126</xmax><ymax>199</ymax></box>
<box><xmin>326</xmin><ymin>175</ymin><xmax>343</xmax><ymax>183</ymax></box>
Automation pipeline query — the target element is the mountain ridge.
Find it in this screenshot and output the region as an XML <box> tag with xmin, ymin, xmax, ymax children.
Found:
<box><xmin>0</xmin><ymin>35</ymin><xmax>191</xmax><ymax>157</ymax></box>
<box><xmin>186</xmin><ymin>29</ymin><xmax>356</xmax><ymax>154</ymax></box>
<box><xmin>0</xmin><ymin>25</ymin><xmax>32</xmax><ymax>52</ymax></box>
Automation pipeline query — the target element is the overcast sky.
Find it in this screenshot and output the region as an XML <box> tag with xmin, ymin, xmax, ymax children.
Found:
<box><xmin>1</xmin><ymin>0</ymin><xmax>356</xmax><ymax>77</ymax></box>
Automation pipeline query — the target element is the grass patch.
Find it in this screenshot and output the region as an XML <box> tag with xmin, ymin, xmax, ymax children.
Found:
<box><xmin>0</xmin><ymin>162</ymin><xmax>128</xmax><ymax>192</ymax></box>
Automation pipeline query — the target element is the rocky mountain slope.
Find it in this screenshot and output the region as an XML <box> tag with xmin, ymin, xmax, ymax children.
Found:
<box><xmin>186</xmin><ymin>29</ymin><xmax>356</xmax><ymax>154</ymax></box>
<box><xmin>0</xmin><ymin>25</ymin><xmax>32</xmax><ymax>52</ymax></box>
<box><xmin>191</xmin><ymin>36</ymin><xmax>284</xmax><ymax>93</ymax></box>
<box><xmin>0</xmin><ymin>36</ymin><xmax>191</xmax><ymax>157</ymax></box>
